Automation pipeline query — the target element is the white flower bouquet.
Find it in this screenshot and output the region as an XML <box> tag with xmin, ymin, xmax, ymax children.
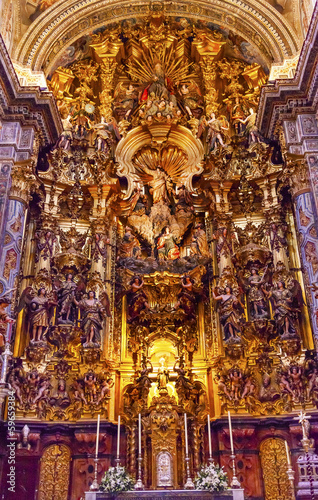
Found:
<box><xmin>194</xmin><ymin>463</ymin><xmax>229</xmax><ymax>492</ymax></box>
<box><xmin>99</xmin><ymin>466</ymin><xmax>134</xmax><ymax>493</ymax></box>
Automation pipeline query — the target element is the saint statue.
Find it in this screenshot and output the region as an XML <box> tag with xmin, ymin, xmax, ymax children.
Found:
<box><xmin>143</xmin><ymin>166</ymin><xmax>172</xmax><ymax>204</ymax></box>
<box><xmin>157</xmin><ymin>357</ymin><xmax>169</xmax><ymax>391</ymax></box>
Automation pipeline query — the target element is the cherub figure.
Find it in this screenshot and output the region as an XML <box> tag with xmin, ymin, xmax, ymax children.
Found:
<box><xmin>84</xmin><ymin>372</ymin><xmax>97</xmax><ymax>403</ymax></box>
<box><xmin>230</xmin><ymin>369</ymin><xmax>243</xmax><ymax>401</ymax></box>
<box><xmin>97</xmin><ymin>377</ymin><xmax>114</xmax><ymax>404</ymax></box>
<box><xmin>33</xmin><ymin>378</ymin><xmax>51</xmax><ymax>404</ymax></box>
<box><xmin>289</xmin><ymin>365</ymin><xmax>304</xmax><ymax>401</ymax></box>
<box><xmin>73</xmin><ymin>379</ymin><xmax>87</xmax><ymax>405</ymax></box>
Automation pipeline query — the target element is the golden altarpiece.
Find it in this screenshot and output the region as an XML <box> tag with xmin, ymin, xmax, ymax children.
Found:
<box><xmin>1</xmin><ymin>8</ymin><xmax>318</xmax><ymax>500</ymax></box>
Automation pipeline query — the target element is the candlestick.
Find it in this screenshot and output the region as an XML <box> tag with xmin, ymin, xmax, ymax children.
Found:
<box><xmin>228</xmin><ymin>411</ymin><xmax>234</xmax><ymax>455</ymax></box>
<box><xmin>184</xmin><ymin>413</ymin><xmax>194</xmax><ymax>489</ymax></box>
<box><xmin>134</xmin><ymin>414</ymin><xmax>144</xmax><ymax>490</ymax></box>
<box><xmin>285</xmin><ymin>440</ymin><xmax>291</xmax><ymax>466</ymax></box>
<box><xmin>230</xmin><ymin>454</ymin><xmax>241</xmax><ymax>489</ymax></box>
<box><xmin>184</xmin><ymin>413</ymin><xmax>189</xmax><ymax>456</ymax></box>
<box><xmin>207</xmin><ymin>414</ymin><xmax>212</xmax><ymax>462</ymax></box>
<box><xmin>95</xmin><ymin>414</ymin><xmax>100</xmax><ymax>457</ymax></box>
<box><xmin>115</xmin><ymin>415</ymin><xmax>121</xmax><ymax>469</ymax></box>
<box><xmin>138</xmin><ymin>413</ymin><xmax>141</xmax><ymax>453</ymax></box>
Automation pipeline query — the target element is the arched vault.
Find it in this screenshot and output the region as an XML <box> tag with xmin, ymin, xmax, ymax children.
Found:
<box><xmin>14</xmin><ymin>0</ymin><xmax>302</xmax><ymax>75</ymax></box>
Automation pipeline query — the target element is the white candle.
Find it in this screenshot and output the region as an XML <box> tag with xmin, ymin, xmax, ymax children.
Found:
<box><xmin>285</xmin><ymin>440</ymin><xmax>291</xmax><ymax>466</ymax></box>
<box><xmin>184</xmin><ymin>413</ymin><xmax>189</xmax><ymax>456</ymax></box>
<box><xmin>207</xmin><ymin>415</ymin><xmax>212</xmax><ymax>458</ymax></box>
<box><xmin>138</xmin><ymin>413</ymin><xmax>142</xmax><ymax>455</ymax></box>
<box><xmin>117</xmin><ymin>415</ymin><xmax>121</xmax><ymax>459</ymax></box>
<box><xmin>95</xmin><ymin>414</ymin><xmax>100</xmax><ymax>457</ymax></box>
<box><xmin>228</xmin><ymin>411</ymin><xmax>234</xmax><ymax>455</ymax></box>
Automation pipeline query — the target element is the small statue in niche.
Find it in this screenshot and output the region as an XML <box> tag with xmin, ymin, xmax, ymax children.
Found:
<box><xmin>126</xmin><ymin>276</ymin><xmax>149</xmax><ymax>323</ymax></box>
<box><xmin>175</xmin><ymin>185</ymin><xmax>193</xmax><ymax>214</ymax></box>
<box><xmin>262</xmin><ymin>280</ymin><xmax>302</xmax><ymax>338</ymax></box>
<box><xmin>212</xmin><ymin>286</ymin><xmax>243</xmax><ymax>342</ymax></box>
<box><xmin>0</xmin><ymin>294</ymin><xmax>15</xmax><ymax>346</ymax></box>
<box><xmin>18</xmin><ymin>286</ymin><xmax>57</xmax><ymax>342</ymax></box>
<box><xmin>190</xmin><ymin>223</ymin><xmax>210</xmax><ymax>257</ymax></box>
<box><xmin>238</xmin><ymin>266</ymin><xmax>269</xmax><ymax>320</ymax></box>
<box><xmin>136</xmin><ymin>356</ymin><xmax>153</xmax><ymax>405</ymax></box>
<box><xmin>118</xmin><ymin>227</ymin><xmax>141</xmax><ymax>260</ymax></box>
<box><xmin>84</xmin><ymin>372</ymin><xmax>97</xmax><ymax>403</ymax></box>
<box><xmin>50</xmin><ymin>379</ymin><xmax>70</xmax><ymax>408</ymax></box>
<box><xmin>288</xmin><ymin>365</ymin><xmax>304</xmax><ymax>402</ymax></box>
<box><xmin>74</xmin><ymin>290</ymin><xmax>111</xmax><ymax>347</ymax></box>
<box><xmin>229</xmin><ymin>369</ymin><xmax>243</xmax><ymax>401</ymax></box>
<box><xmin>55</xmin><ymin>273</ymin><xmax>79</xmax><ymax>325</ymax></box>
<box><xmin>176</xmin><ymin>275</ymin><xmax>200</xmax><ymax>321</ymax></box>
<box><xmin>173</xmin><ymin>356</ymin><xmax>193</xmax><ymax>405</ymax></box>
<box><xmin>259</xmin><ymin>373</ymin><xmax>279</xmax><ymax>402</ymax></box>
<box><xmin>157</xmin><ymin>357</ymin><xmax>169</xmax><ymax>392</ymax></box>
<box><xmin>157</xmin><ymin>227</ymin><xmax>180</xmax><ymax>261</ymax></box>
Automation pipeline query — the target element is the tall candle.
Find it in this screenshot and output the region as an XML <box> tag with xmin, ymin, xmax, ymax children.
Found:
<box><xmin>207</xmin><ymin>414</ymin><xmax>212</xmax><ymax>458</ymax></box>
<box><xmin>117</xmin><ymin>415</ymin><xmax>121</xmax><ymax>459</ymax></box>
<box><xmin>95</xmin><ymin>414</ymin><xmax>100</xmax><ymax>457</ymax></box>
<box><xmin>285</xmin><ymin>440</ymin><xmax>291</xmax><ymax>466</ymax></box>
<box><xmin>184</xmin><ymin>413</ymin><xmax>189</xmax><ymax>456</ymax></box>
<box><xmin>138</xmin><ymin>413</ymin><xmax>142</xmax><ymax>455</ymax></box>
<box><xmin>228</xmin><ymin>411</ymin><xmax>234</xmax><ymax>455</ymax></box>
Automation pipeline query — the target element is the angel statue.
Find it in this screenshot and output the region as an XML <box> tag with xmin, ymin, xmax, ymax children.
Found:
<box><xmin>73</xmin><ymin>290</ymin><xmax>111</xmax><ymax>346</ymax></box>
<box><xmin>212</xmin><ymin>286</ymin><xmax>243</xmax><ymax>342</ymax></box>
<box><xmin>262</xmin><ymin>279</ymin><xmax>303</xmax><ymax>338</ymax></box>
<box><xmin>18</xmin><ymin>287</ymin><xmax>57</xmax><ymax>342</ymax></box>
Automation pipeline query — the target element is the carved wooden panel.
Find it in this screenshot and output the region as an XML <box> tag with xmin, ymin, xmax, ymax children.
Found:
<box><xmin>38</xmin><ymin>444</ymin><xmax>71</xmax><ymax>500</ymax></box>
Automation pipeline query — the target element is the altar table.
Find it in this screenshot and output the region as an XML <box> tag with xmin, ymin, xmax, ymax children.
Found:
<box><xmin>85</xmin><ymin>489</ymin><xmax>245</xmax><ymax>500</ymax></box>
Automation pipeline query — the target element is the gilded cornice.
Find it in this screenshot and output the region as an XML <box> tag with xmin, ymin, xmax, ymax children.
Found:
<box><xmin>258</xmin><ymin>3</ymin><xmax>318</xmax><ymax>138</ymax></box>
<box><xmin>0</xmin><ymin>36</ymin><xmax>62</xmax><ymax>144</ymax></box>
<box><xmin>14</xmin><ymin>0</ymin><xmax>301</xmax><ymax>75</ymax></box>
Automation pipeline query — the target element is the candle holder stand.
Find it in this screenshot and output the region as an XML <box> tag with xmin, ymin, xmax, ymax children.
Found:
<box><xmin>208</xmin><ymin>455</ymin><xmax>213</xmax><ymax>465</ymax></box>
<box><xmin>184</xmin><ymin>456</ymin><xmax>195</xmax><ymax>489</ymax></box>
<box><xmin>286</xmin><ymin>464</ymin><xmax>296</xmax><ymax>500</ymax></box>
<box><xmin>134</xmin><ymin>456</ymin><xmax>144</xmax><ymax>490</ymax></box>
<box><xmin>90</xmin><ymin>457</ymin><xmax>99</xmax><ymax>491</ymax></box>
<box><xmin>115</xmin><ymin>457</ymin><xmax>120</xmax><ymax>469</ymax></box>
<box><xmin>230</xmin><ymin>454</ymin><xmax>241</xmax><ymax>489</ymax></box>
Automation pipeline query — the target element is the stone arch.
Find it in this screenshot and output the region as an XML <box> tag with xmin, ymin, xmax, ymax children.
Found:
<box><xmin>259</xmin><ymin>437</ymin><xmax>292</xmax><ymax>500</ymax></box>
<box><xmin>13</xmin><ymin>0</ymin><xmax>302</xmax><ymax>75</ymax></box>
<box><xmin>38</xmin><ymin>443</ymin><xmax>71</xmax><ymax>500</ymax></box>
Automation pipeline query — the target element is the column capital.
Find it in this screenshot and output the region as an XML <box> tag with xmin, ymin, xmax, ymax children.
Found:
<box><xmin>280</xmin><ymin>156</ymin><xmax>311</xmax><ymax>198</ymax></box>
<box><xmin>9</xmin><ymin>159</ymin><xmax>40</xmax><ymax>206</ymax></box>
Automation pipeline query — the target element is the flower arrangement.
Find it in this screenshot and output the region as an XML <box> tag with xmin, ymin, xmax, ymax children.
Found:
<box><xmin>99</xmin><ymin>466</ymin><xmax>134</xmax><ymax>493</ymax></box>
<box><xmin>194</xmin><ymin>463</ymin><xmax>229</xmax><ymax>492</ymax></box>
